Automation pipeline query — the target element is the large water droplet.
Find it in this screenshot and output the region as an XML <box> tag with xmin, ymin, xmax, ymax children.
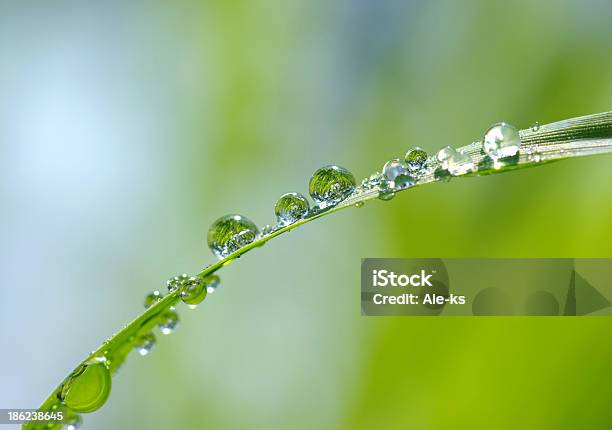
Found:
<box><xmin>134</xmin><ymin>332</ymin><xmax>156</xmax><ymax>356</ymax></box>
<box><xmin>59</xmin><ymin>359</ymin><xmax>111</xmax><ymax>413</ymax></box>
<box><xmin>158</xmin><ymin>310</ymin><xmax>179</xmax><ymax>335</ymax></box>
<box><xmin>405</xmin><ymin>147</ymin><xmax>428</xmax><ymax>173</ymax></box>
<box><xmin>207</xmin><ymin>214</ymin><xmax>260</xmax><ymax>259</ymax></box>
<box><xmin>144</xmin><ymin>290</ymin><xmax>164</xmax><ymax>309</ymax></box>
<box><xmin>180</xmin><ymin>276</ymin><xmax>207</xmax><ymax>307</ymax></box>
<box><xmin>274</xmin><ymin>192</ymin><xmax>310</xmax><ymax>226</ymax></box>
<box><xmin>482</xmin><ymin>122</ymin><xmax>521</xmax><ymax>161</ymax></box>
<box><xmin>446</xmin><ymin>150</ymin><xmax>475</xmax><ymax>176</ymax></box>
<box><xmin>308</xmin><ymin>165</ymin><xmax>356</xmax><ymax>208</ymax></box>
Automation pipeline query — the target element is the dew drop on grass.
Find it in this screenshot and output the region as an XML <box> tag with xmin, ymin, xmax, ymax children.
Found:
<box><xmin>436</xmin><ymin>146</ymin><xmax>456</xmax><ymax>170</ymax></box>
<box><xmin>447</xmin><ymin>150</ymin><xmax>475</xmax><ymax>176</ymax></box>
<box><xmin>531</xmin><ymin>122</ymin><xmax>540</xmax><ymax>132</ymax></box>
<box><xmin>274</xmin><ymin>192</ymin><xmax>310</xmax><ymax>226</ymax></box>
<box><xmin>179</xmin><ymin>276</ymin><xmax>207</xmax><ymax>307</ymax></box>
<box><xmin>65</xmin><ymin>414</ymin><xmax>82</xmax><ymax>430</ymax></box>
<box><xmin>382</xmin><ymin>159</ymin><xmax>414</xmax><ymax>189</ymax></box>
<box><xmin>144</xmin><ymin>290</ymin><xmax>164</xmax><ymax>308</ymax></box>
<box><xmin>134</xmin><ymin>332</ymin><xmax>156</xmax><ymax>356</ymax></box>
<box><xmin>158</xmin><ymin>309</ymin><xmax>179</xmax><ymax>335</ymax></box>
<box><xmin>204</xmin><ymin>274</ymin><xmax>221</xmax><ymax>294</ymax></box>
<box><xmin>354</xmin><ymin>201</ymin><xmax>364</xmax><ymax>208</ymax></box>
<box><xmin>482</xmin><ymin>122</ymin><xmax>521</xmax><ymax>161</ymax></box>
<box><xmin>207</xmin><ymin>214</ymin><xmax>260</xmax><ymax>259</ymax></box>
<box><xmin>308</xmin><ymin>165</ymin><xmax>356</xmax><ymax>208</ymax></box>
<box><xmin>167</xmin><ymin>274</ymin><xmax>189</xmax><ymax>293</ymax></box>
<box><xmin>405</xmin><ymin>147</ymin><xmax>428</xmax><ymax>173</ymax></box>
<box><xmin>59</xmin><ymin>359</ymin><xmax>111</xmax><ymax>413</ymax></box>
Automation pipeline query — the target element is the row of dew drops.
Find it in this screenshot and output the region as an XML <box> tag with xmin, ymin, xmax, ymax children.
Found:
<box><xmin>48</xmin><ymin>121</ymin><xmax>534</xmax><ymax>429</ymax></box>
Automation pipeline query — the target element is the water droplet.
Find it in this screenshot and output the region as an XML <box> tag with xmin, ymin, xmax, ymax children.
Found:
<box><xmin>446</xmin><ymin>150</ymin><xmax>475</xmax><ymax>176</ymax></box>
<box><xmin>436</xmin><ymin>146</ymin><xmax>457</xmax><ymax>170</ymax></box>
<box><xmin>207</xmin><ymin>214</ymin><xmax>260</xmax><ymax>259</ymax></box>
<box><xmin>274</xmin><ymin>192</ymin><xmax>310</xmax><ymax>226</ymax></box>
<box><xmin>531</xmin><ymin>122</ymin><xmax>540</xmax><ymax>132</ymax></box>
<box><xmin>261</xmin><ymin>224</ymin><xmax>273</xmax><ymax>235</ymax></box>
<box><xmin>144</xmin><ymin>290</ymin><xmax>164</xmax><ymax>309</ymax></box>
<box><xmin>378</xmin><ymin>190</ymin><xmax>395</xmax><ymax>201</ymax></box>
<box><xmin>65</xmin><ymin>414</ymin><xmax>82</xmax><ymax>430</ymax></box>
<box><xmin>405</xmin><ymin>147</ymin><xmax>428</xmax><ymax>173</ymax></box>
<box><xmin>308</xmin><ymin>165</ymin><xmax>356</xmax><ymax>208</ymax></box>
<box><xmin>134</xmin><ymin>332</ymin><xmax>156</xmax><ymax>356</ymax></box>
<box><xmin>354</xmin><ymin>201</ymin><xmax>364</xmax><ymax>208</ymax></box>
<box><xmin>482</xmin><ymin>122</ymin><xmax>521</xmax><ymax>161</ymax></box>
<box><xmin>167</xmin><ymin>274</ymin><xmax>189</xmax><ymax>293</ymax></box>
<box><xmin>204</xmin><ymin>274</ymin><xmax>221</xmax><ymax>294</ymax></box>
<box><xmin>158</xmin><ymin>309</ymin><xmax>179</xmax><ymax>335</ymax></box>
<box><xmin>382</xmin><ymin>159</ymin><xmax>414</xmax><ymax>189</ymax></box>
<box><xmin>59</xmin><ymin>359</ymin><xmax>111</xmax><ymax>413</ymax></box>
<box><xmin>179</xmin><ymin>276</ymin><xmax>207</xmax><ymax>307</ymax></box>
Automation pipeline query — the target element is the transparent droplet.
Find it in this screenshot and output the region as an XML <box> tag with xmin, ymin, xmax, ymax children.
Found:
<box><xmin>180</xmin><ymin>276</ymin><xmax>207</xmax><ymax>307</ymax></box>
<box><xmin>482</xmin><ymin>122</ymin><xmax>521</xmax><ymax>161</ymax></box>
<box><xmin>64</xmin><ymin>414</ymin><xmax>82</xmax><ymax>430</ymax></box>
<box><xmin>59</xmin><ymin>359</ymin><xmax>111</xmax><ymax>413</ymax></box>
<box><xmin>436</xmin><ymin>146</ymin><xmax>457</xmax><ymax>170</ymax></box>
<box><xmin>308</xmin><ymin>165</ymin><xmax>356</xmax><ymax>208</ymax></box>
<box><xmin>158</xmin><ymin>309</ymin><xmax>179</xmax><ymax>335</ymax></box>
<box><xmin>405</xmin><ymin>147</ymin><xmax>428</xmax><ymax>173</ymax></box>
<box><xmin>378</xmin><ymin>190</ymin><xmax>395</xmax><ymax>201</ymax></box>
<box><xmin>203</xmin><ymin>274</ymin><xmax>221</xmax><ymax>294</ymax></box>
<box><xmin>382</xmin><ymin>159</ymin><xmax>413</xmax><ymax>189</ymax></box>
<box><xmin>144</xmin><ymin>290</ymin><xmax>164</xmax><ymax>309</ymax></box>
<box><xmin>167</xmin><ymin>274</ymin><xmax>189</xmax><ymax>293</ymax></box>
<box><xmin>354</xmin><ymin>201</ymin><xmax>364</xmax><ymax>208</ymax></box>
<box><xmin>274</xmin><ymin>192</ymin><xmax>310</xmax><ymax>226</ymax></box>
<box><xmin>261</xmin><ymin>224</ymin><xmax>273</xmax><ymax>235</ymax></box>
<box><xmin>207</xmin><ymin>214</ymin><xmax>260</xmax><ymax>259</ymax></box>
<box><xmin>446</xmin><ymin>150</ymin><xmax>475</xmax><ymax>176</ymax></box>
<box><xmin>134</xmin><ymin>332</ymin><xmax>156</xmax><ymax>356</ymax></box>
<box><xmin>531</xmin><ymin>122</ymin><xmax>540</xmax><ymax>132</ymax></box>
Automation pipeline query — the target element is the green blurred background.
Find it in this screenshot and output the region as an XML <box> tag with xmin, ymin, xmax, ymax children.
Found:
<box><xmin>2</xmin><ymin>0</ymin><xmax>612</xmax><ymax>428</ymax></box>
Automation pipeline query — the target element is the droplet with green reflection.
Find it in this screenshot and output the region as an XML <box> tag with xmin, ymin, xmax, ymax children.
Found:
<box><xmin>59</xmin><ymin>359</ymin><xmax>111</xmax><ymax>413</ymax></box>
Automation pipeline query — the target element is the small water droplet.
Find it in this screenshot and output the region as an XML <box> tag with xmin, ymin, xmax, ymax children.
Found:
<box><xmin>144</xmin><ymin>290</ymin><xmax>164</xmax><ymax>309</ymax></box>
<box><xmin>207</xmin><ymin>214</ymin><xmax>260</xmax><ymax>259</ymax></box>
<box><xmin>308</xmin><ymin>165</ymin><xmax>356</xmax><ymax>208</ymax></box>
<box><xmin>134</xmin><ymin>332</ymin><xmax>156</xmax><ymax>356</ymax></box>
<box><xmin>446</xmin><ymin>150</ymin><xmax>475</xmax><ymax>176</ymax></box>
<box><xmin>158</xmin><ymin>309</ymin><xmax>179</xmax><ymax>335</ymax></box>
<box><xmin>180</xmin><ymin>276</ymin><xmax>207</xmax><ymax>307</ymax></box>
<box><xmin>378</xmin><ymin>190</ymin><xmax>395</xmax><ymax>201</ymax></box>
<box><xmin>203</xmin><ymin>274</ymin><xmax>221</xmax><ymax>294</ymax></box>
<box><xmin>482</xmin><ymin>122</ymin><xmax>521</xmax><ymax>161</ymax></box>
<box><xmin>382</xmin><ymin>159</ymin><xmax>414</xmax><ymax>189</ymax></box>
<box><xmin>354</xmin><ymin>201</ymin><xmax>364</xmax><ymax>208</ymax></box>
<box><xmin>531</xmin><ymin>122</ymin><xmax>540</xmax><ymax>132</ymax></box>
<box><xmin>167</xmin><ymin>274</ymin><xmax>189</xmax><ymax>293</ymax></box>
<box><xmin>59</xmin><ymin>360</ymin><xmax>111</xmax><ymax>413</ymax></box>
<box><xmin>405</xmin><ymin>147</ymin><xmax>428</xmax><ymax>173</ymax></box>
<box><xmin>436</xmin><ymin>146</ymin><xmax>457</xmax><ymax>170</ymax></box>
<box><xmin>64</xmin><ymin>414</ymin><xmax>83</xmax><ymax>430</ymax></box>
<box><xmin>274</xmin><ymin>192</ymin><xmax>310</xmax><ymax>226</ymax></box>
<box><xmin>261</xmin><ymin>224</ymin><xmax>273</xmax><ymax>235</ymax></box>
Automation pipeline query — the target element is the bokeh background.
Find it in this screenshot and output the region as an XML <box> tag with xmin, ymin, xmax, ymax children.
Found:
<box><xmin>2</xmin><ymin>0</ymin><xmax>612</xmax><ymax>428</ymax></box>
